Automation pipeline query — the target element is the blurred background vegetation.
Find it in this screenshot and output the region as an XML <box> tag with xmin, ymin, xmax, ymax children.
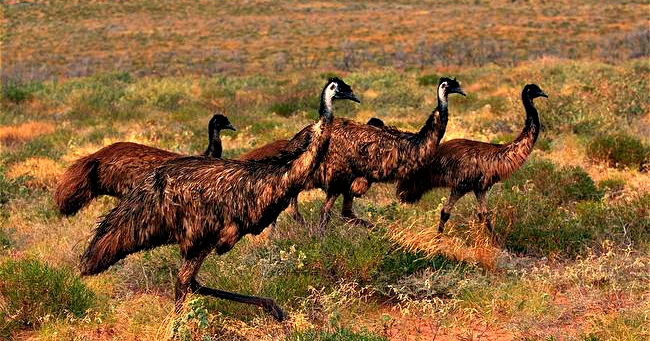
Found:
<box><xmin>1</xmin><ymin>0</ymin><xmax>649</xmax><ymax>340</ymax></box>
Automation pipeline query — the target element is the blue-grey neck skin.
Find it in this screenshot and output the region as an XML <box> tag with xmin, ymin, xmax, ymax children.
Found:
<box><xmin>437</xmin><ymin>83</ymin><xmax>449</xmax><ymax>113</ymax></box>
<box><xmin>319</xmin><ymin>83</ymin><xmax>335</xmax><ymax>123</ymax></box>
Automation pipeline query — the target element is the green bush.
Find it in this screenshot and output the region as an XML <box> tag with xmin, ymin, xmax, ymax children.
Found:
<box><xmin>496</xmin><ymin>191</ymin><xmax>593</xmax><ymax>257</ymax></box>
<box><xmin>504</xmin><ymin>159</ymin><xmax>602</xmax><ymax>204</ymax></box>
<box><xmin>416</xmin><ymin>73</ymin><xmax>440</xmax><ymax>86</ymax></box>
<box><xmin>1</xmin><ymin>80</ymin><xmax>43</xmax><ymax>104</ymax></box>
<box><xmin>588</xmin><ymin>133</ymin><xmax>648</xmax><ymax>168</ymax></box>
<box><xmin>0</xmin><ymin>259</ymin><xmax>95</xmax><ymax>336</ymax></box>
<box><xmin>287</xmin><ymin>328</ymin><xmax>387</xmax><ymax>341</ymax></box>
<box><xmin>598</xmin><ymin>178</ymin><xmax>626</xmax><ymax>192</ymax></box>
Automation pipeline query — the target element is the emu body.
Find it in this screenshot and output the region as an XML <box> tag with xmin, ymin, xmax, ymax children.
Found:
<box><xmin>53</xmin><ymin>114</ymin><xmax>234</xmax><ymax>215</ymax></box>
<box><xmin>310</xmin><ymin>78</ymin><xmax>465</xmax><ymax>232</ymax></box>
<box><xmin>79</xmin><ymin>78</ymin><xmax>359</xmax><ymax>321</ymax></box>
<box><xmin>237</xmin><ymin>117</ymin><xmax>386</xmax><ymax>227</ymax></box>
<box><xmin>396</xmin><ymin>84</ymin><xmax>548</xmax><ymax>233</ymax></box>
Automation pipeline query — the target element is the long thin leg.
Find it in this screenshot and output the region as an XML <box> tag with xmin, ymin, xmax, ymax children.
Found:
<box><xmin>286</xmin><ymin>196</ymin><xmax>305</xmax><ymax>225</ymax></box>
<box><xmin>341</xmin><ymin>192</ymin><xmax>371</xmax><ymax>227</ymax></box>
<box><xmin>438</xmin><ymin>188</ymin><xmax>467</xmax><ymax>233</ymax></box>
<box><xmin>176</xmin><ymin>248</ymin><xmax>286</xmax><ymax>322</ymax></box>
<box><xmin>474</xmin><ymin>190</ymin><xmax>493</xmax><ymax>233</ymax></box>
<box><xmin>175</xmin><ymin>248</ymin><xmax>212</xmax><ymax>311</ymax></box>
<box><xmin>316</xmin><ymin>193</ymin><xmax>338</xmax><ymax>236</ymax></box>
<box><xmin>190</xmin><ymin>279</ymin><xmax>286</xmax><ymax>321</ymax></box>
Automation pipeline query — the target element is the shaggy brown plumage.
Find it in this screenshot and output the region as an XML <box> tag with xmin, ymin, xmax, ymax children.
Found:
<box><xmin>78</xmin><ymin>78</ymin><xmax>359</xmax><ymax>321</ymax></box>
<box><xmin>237</xmin><ymin>118</ymin><xmax>387</xmax><ymax>226</ymax></box>
<box><xmin>307</xmin><ymin>77</ymin><xmax>465</xmax><ymax>233</ymax></box>
<box><xmin>238</xmin><ymin>139</ymin><xmax>305</xmax><ymax>225</ymax></box>
<box><xmin>53</xmin><ymin>114</ymin><xmax>234</xmax><ymax>215</ymax></box>
<box><xmin>396</xmin><ymin>84</ymin><xmax>548</xmax><ymax>233</ymax></box>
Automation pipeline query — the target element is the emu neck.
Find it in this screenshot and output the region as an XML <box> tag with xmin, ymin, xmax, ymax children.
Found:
<box><xmin>282</xmin><ymin>95</ymin><xmax>333</xmax><ymax>191</ymax></box>
<box><xmin>435</xmin><ymin>89</ymin><xmax>449</xmax><ymax>140</ymax></box>
<box><xmin>502</xmin><ymin>94</ymin><xmax>540</xmax><ymax>169</ymax></box>
<box><xmin>398</xmin><ymin>91</ymin><xmax>445</xmax><ymax>177</ymax></box>
<box><xmin>519</xmin><ymin>93</ymin><xmax>540</xmax><ymax>145</ymax></box>
<box><xmin>319</xmin><ymin>91</ymin><xmax>333</xmax><ymax>119</ymax></box>
<box><xmin>204</xmin><ymin>130</ymin><xmax>222</xmax><ymax>158</ymax></box>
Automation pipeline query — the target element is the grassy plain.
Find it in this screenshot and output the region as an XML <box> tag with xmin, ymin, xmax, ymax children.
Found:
<box><xmin>1</xmin><ymin>0</ymin><xmax>649</xmax><ymax>340</ymax></box>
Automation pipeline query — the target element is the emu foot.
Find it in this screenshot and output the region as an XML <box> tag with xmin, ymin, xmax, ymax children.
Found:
<box><xmin>260</xmin><ymin>298</ymin><xmax>287</xmax><ymax>322</ymax></box>
<box><xmin>341</xmin><ymin>211</ymin><xmax>373</xmax><ymax>227</ymax></box>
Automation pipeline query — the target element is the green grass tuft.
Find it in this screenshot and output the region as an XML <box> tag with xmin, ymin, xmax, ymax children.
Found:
<box><xmin>287</xmin><ymin>328</ymin><xmax>387</xmax><ymax>341</ymax></box>
<box><xmin>0</xmin><ymin>258</ymin><xmax>95</xmax><ymax>337</ymax></box>
<box><xmin>588</xmin><ymin>133</ymin><xmax>648</xmax><ymax>169</ymax></box>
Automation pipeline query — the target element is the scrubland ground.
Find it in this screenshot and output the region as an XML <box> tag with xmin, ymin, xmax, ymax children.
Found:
<box><xmin>1</xmin><ymin>1</ymin><xmax>649</xmax><ymax>340</ymax></box>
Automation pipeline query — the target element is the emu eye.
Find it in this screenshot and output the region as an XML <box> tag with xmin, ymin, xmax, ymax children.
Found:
<box><xmin>441</xmin><ymin>82</ymin><xmax>448</xmax><ymax>88</ymax></box>
<box><xmin>330</xmin><ymin>84</ymin><xmax>336</xmax><ymax>91</ymax></box>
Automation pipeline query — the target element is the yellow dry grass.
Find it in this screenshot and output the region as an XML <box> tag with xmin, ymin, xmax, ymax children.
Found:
<box><xmin>387</xmin><ymin>219</ymin><xmax>501</xmax><ymax>271</ymax></box>
<box><xmin>6</xmin><ymin>157</ymin><xmax>63</xmax><ymax>189</ymax></box>
<box><xmin>0</xmin><ymin>121</ymin><xmax>55</xmax><ymax>146</ymax></box>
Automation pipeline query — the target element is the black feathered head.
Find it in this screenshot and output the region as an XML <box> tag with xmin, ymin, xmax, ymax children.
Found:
<box><xmin>324</xmin><ymin>77</ymin><xmax>360</xmax><ymax>103</ymax></box>
<box><xmin>523</xmin><ymin>84</ymin><xmax>548</xmax><ymax>99</ymax></box>
<box><xmin>208</xmin><ymin>114</ymin><xmax>236</xmax><ymax>132</ymax></box>
<box><xmin>438</xmin><ymin>77</ymin><xmax>466</xmax><ymax>96</ymax></box>
<box><xmin>367</xmin><ymin>117</ymin><xmax>385</xmax><ymax>127</ymax></box>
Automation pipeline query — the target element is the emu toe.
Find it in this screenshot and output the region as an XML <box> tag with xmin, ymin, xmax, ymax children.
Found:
<box><xmin>342</xmin><ymin>215</ymin><xmax>373</xmax><ymax>228</ymax></box>
<box><xmin>261</xmin><ymin>298</ymin><xmax>287</xmax><ymax>322</ymax></box>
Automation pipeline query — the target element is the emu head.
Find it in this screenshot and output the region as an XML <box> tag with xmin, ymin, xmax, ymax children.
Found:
<box><xmin>209</xmin><ymin>114</ymin><xmax>236</xmax><ymax>133</ymax></box>
<box><xmin>324</xmin><ymin>77</ymin><xmax>360</xmax><ymax>104</ymax></box>
<box><xmin>438</xmin><ymin>77</ymin><xmax>466</xmax><ymax>100</ymax></box>
<box><xmin>523</xmin><ymin>84</ymin><xmax>548</xmax><ymax>99</ymax></box>
<box><xmin>367</xmin><ymin>117</ymin><xmax>385</xmax><ymax>127</ymax></box>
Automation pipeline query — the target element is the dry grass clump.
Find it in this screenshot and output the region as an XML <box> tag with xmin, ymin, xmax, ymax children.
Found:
<box><xmin>6</xmin><ymin>157</ymin><xmax>63</xmax><ymax>189</ymax></box>
<box><xmin>387</xmin><ymin>217</ymin><xmax>500</xmax><ymax>271</ymax></box>
<box><xmin>0</xmin><ymin>122</ymin><xmax>55</xmax><ymax>147</ymax></box>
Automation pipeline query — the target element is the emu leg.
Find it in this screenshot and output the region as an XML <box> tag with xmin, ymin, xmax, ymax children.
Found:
<box><xmin>316</xmin><ymin>193</ymin><xmax>338</xmax><ymax>236</ymax></box>
<box><xmin>175</xmin><ymin>248</ymin><xmax>211</xmax><ymax>312</ymax></box>
<box><xmin>341</xmin><ymin>193</ymin><xmax>371</xmax><ymax>227</ymax></box>
<box><xmin>474</xmin><ymin>190</ymin><xmax>493</xmax><ymax>233</ymax></box>
<box><xmin>190</xmin><ymin>279</ymin><xmax>286</xmax><ymax>322</ymax></box>
<box><xmin>286</xmin><ymin>196</ymin><xmax>305</xmax><ymax>225</ymax></box>
<box><xmin>176</xmin><ymin>248</ymin><xmax>286</xmax><ymax>322</ymax></box>
<box><xmin>438</xmin><ymin>188</ymin><xmax>466</xmax><ymax>233</ymax></box>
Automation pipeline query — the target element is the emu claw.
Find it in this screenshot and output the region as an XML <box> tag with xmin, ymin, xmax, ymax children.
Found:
<box><xmin>342</xmin><ymin>216</ymin><xmax>373</xmax><ymax>227</ymax></box>
<box><xmin>261</xmin><ymin>298</ymin><xmax>287</xmax><ymax>322</ymax></box>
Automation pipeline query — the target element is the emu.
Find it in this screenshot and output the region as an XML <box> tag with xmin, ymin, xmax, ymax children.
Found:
<box><xmin>78</xmin><ymin>78</ymin><xmax>359</xmax><ymax>321</ymax></box>
<box><xmin>237</xmin><ymin>117</ymin><xmax>387</xmax><ymax>227</ymax></box>
<box><xmin>311</xmin><ymin>77</ymin><xmax>465</xmax><ymax>233</ymax></box>
<box><xmin>53</xmin><ymin>114</ymin><xmax>235</xmax><ymax>216</ymax></box>
<box><xmin>396</xmin><ymin>84</ymin><xmax>548</xmax><ymax>233</ymax></box>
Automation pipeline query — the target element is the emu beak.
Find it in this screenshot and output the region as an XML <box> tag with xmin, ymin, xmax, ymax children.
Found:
<box><xmin>225</xmin><ymin>124</ymin><xmax>236</xmax><ymax>131</ymax></box>
<box><xmin>454</xmin><ymin>87</ymin><xmax>466</xmax><ymax>96</ymax></box>
<box><xmin>341</xmin><ymin>92</ymin><xmax>361</xmax><ymax>103</ymax></box>
<box><xmin>539</xmin><ymin>91</ymin><xmax>548</xmax><ymax>98</ymax></box>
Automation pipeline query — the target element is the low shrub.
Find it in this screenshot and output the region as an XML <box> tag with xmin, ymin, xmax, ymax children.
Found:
<box><xmin>588</xmin><ymin>133</ymin><xmax>648</xmax><ymax>169</ymax></box>
<box><xmin>0</xmin><ymin>259</ymin><xmax>95</xmax><ymax>336</ymax></box>
<box><xmin>1</xmin><ymin>80</ymin><xmax>43</xmax><ymax>104</ymax></box>
<box><xmin>504</xmin><ymin>159</ymin><xmax>602</xmax><ymax>204</ymax></box>
<box><xmin>287</xmin><ymin>328</ymin><xmax>387</xmax><ymax>341</ymax></box>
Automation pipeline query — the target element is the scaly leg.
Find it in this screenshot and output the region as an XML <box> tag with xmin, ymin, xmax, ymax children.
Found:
<box><xmin>474</xmin><ymin>190</ymin><xmax>493</xmax><ymax>233</ymax></box>
<box><xmin>316</xmin><ymin>193</ymin><xmax>338</xmax><ymax>236</ymax></box>
<box><xmin>176</xmin><ymin>247</ymin><xmax>286</xmax><ymax>321</ymax></box>
<box><xmin>190</xmin><ymin>278</ymin><xmax>286</xmax><ymax>321</ymax></box>
<box><xmin>286</xmin><ymin>196</ymin><xmax>305</xmax><ymax>225</ymax></box>
<box><xmin>341</xmin><ymin>192</ymin><xmax>372</xmax><ymax>227</ymax></box>
<box><xmin>438</xmin><ymin>188</ymin><xmax>467</xmax><ymax>233</ymax></box>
